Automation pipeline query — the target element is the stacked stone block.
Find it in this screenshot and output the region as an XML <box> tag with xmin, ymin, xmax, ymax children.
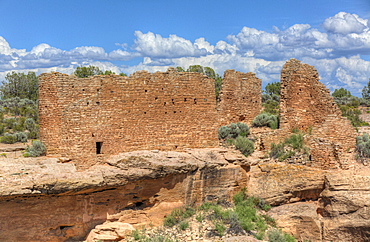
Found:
<box><xmin>218</xmin><ymin>70</ymin><xmax>262</xmax><ymax>125</ymax></box>
<box><xmin>279</xmin><ymin>59</ymin><xmax>356</xmax><ymax>169</ymax></box>
<box><xmin>39</xmin><ymin>69</ymin><xmax>220</xmax><ymax>166</ymax></box>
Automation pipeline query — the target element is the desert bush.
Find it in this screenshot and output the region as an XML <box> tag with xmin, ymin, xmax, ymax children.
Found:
<box><xmin>14</xmin><ymin>132</ymin><xmax>28</xmax><ymax>143</ymax></box>
<box><xmin>0</xmin><ymin>133</ymin><xmax>17</xmax><ymax>144</ymax></box>
<box><xmin>267</xmin><ymin>228</ymin><xmax>296</xmax><ymax>242</ymax></box>
<box><xmin>234</xmin><ymin>136</ymin><xmax>254</xmax><ymax>156</ymax></box>
<box><xmin>25</xmin><ymin>118</ymin><xmax>36</xmax><ymax>131</ymax></box>
<box><xmin>179</xmin><ymin>221</ymin><xmax>189</xmax><ymax>230</ymax></box>
<box><xmin>3</xmin><ymin>117</ymin><xmax>16</xmax><ymax>129</ymax></box>
<box><xmin>218</xmin><ymin>122</ymin><xmax>250</xmax><ymax>140</ymax></box>
<box><xmin>24</xmin><ymin>140</ymin><xmax>46</xmax><ymax>157</ymax></box>
<box><xmin>356</xmin><ymin>134</ymin><xmax>370</xmax><ymax>159</ymax></box>
<box><xmin>252</xmin><ymin>113</ymin><xmax>278</xmax><ymax>129</ymax></box>
<box><xmin>270</xmin><ymin>132</ymin><xmax>308</xmax><ymax>161</ymax></box>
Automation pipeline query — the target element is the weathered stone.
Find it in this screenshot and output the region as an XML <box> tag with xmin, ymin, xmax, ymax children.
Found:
<box><xmin>218</xmin><ymin>70</ymin><xmax>262</xmax><ymax>125</ymax></box>
<box><xmin>248</xmin><ymin>163</ymin><xmax>326</xmax><ymax>205</ymax></box>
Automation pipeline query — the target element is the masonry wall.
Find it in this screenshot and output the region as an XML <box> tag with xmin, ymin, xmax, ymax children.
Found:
<box><xmin>218</xmin><ymin>70</ymin><xmax>262</xmax><ymax>125</ymax></box>
<box><xmin>279</xmin><ymin>59</ymin><xmax>357</xmax><ymax>169</ymax></box>
<box><xmin>39</xmin><ymin>69</ymin><xmax>220</xmax><ymax>166</ymax></box>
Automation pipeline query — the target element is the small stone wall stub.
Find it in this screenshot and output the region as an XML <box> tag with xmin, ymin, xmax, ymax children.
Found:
<box><xmin>39</xmin><ymin>70</ymin><xmax>221</xmax><ymax>166</ymax></box>
<box><xmin>218</xmin><ymin>70</ymin><xmax>262</xmax><ymax>125</ymax></box>
<box><xmin>279</xmin><ymin>59</ymin><xmax>357</xmax><ymax>169</ymax></box>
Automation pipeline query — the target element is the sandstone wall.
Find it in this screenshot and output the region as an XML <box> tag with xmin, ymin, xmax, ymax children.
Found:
<box><xmin>39</xmin><ymin>69</ymin><xmax>220</xmax><ymax>165</ymax></box>
<box><xmin>218</xmin><ymin>70</ymin><xmax>262</xmax><ymax>125</ymax></box>
<box><xmin>279</xmin><ymin>59</ymin><xmax>357</xmax><ymax>169</ymax></box>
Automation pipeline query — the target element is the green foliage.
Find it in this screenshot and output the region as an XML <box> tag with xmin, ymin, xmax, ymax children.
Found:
<box><xmin>175</xmin><ymin>66</ymin><xmax>185</xmax><ymax>72</ymax></box>
<box><xmin>24</xmin><ymin>140</ymin><xmax>46</xmax><ymax>157</ymax></box>
<box><xmin>0</xmin><ymin>133</ymin><xmax>17</xmax><ymax>144</ymax></box>
<box><xmin>270</xmin><ymin>132</ymin><xmax>308</xmax><ymax>161</ymax></box>
<box><xmin>119</xmin><ymin>72</ymin><xmax>127</xmax><ymax>76</ymax></box>
<box><xmin>103</xmin><ymin>70</ymin><xmax>115</xmax><ymax>75</ymax></box>
<box><xmin>356</xmin><ymin>134</ymin><xmax>370</xmax><ymax>159</ymax></box>
<box><xmin>362</xmin><ymin>79</ymin><xmax>370</xmax><ymax>101</ymax></box>
<box><xmin>332</xmin><ymin>88</ymin><xmax>352</xmax><ymax>98</ymax></box>
<box><xmin>284</xmin><ymin>133</ymin><xmax>304</xmax><ymax>151</ymax></box>
<box><xmin>218</xmin><ymin>122</ymin><xmax>250</xmax><ymax>140</ymax></box>
<box><xmin>339</xmin><ymin>105</ymin><xmax>368</xmax><ymax>127</ymax></box>
<box><xmin>267</xmin><ymin>228</ymin><xmax>296</xmax><ymax>242</ymax></box>
<box><xmin>263</xmin><ymin>100</ymin><xmax>280</xmax><ymax>115</ymax></box>
<box><xmin>187</xmin><ymin>65</ymin><xmax>204</xmax><ymax>73</ymax></box>
<box><xmin>163</xmin><ymin>206</ymin><xmax>195</xmax><ymax>227</ymax></box>
<box><xmin>25</xmin><ymin>118</ymin><xmax>36</xmax><ymax>131</ymax></box>
<box><xmin>179</xmin><ymin>221</ymin><xmax>189</xmax><ymax>230</ymax></box>
<box><xmin>235</xmin><ymin>136</ymin><xmax>254</xmax><ymax>156</ymax></box>
<box><xmin>0</xmin><ymin>71</ymin><xmax>39</xmax><ymax>101</ymax></box>
<box><xmin>15</xmin><ymin>132</ymin><xmax>28</xmax><ymax>143</ymax></box>
<box><xmin>252</xmin><ymin>113</ymin><xmax>279</xmax><ymax>129</ymax></box>
<box><xmin>74</xmin><ymin>65</ymin><xmax>103</xmax><ymax>78</ymax></box>
<box><xmin>214</xmin><ymin>221</ymin><xmax>226</xmax><ymax>236</ymax></box>
<box><xmin>265</xmin><ymin>82</ymin><xmax>280</xmax><ymax>96</ymax></box>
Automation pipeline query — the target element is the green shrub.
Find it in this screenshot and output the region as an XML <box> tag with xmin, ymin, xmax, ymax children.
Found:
<box><xmin>218</xmin><ymin>122</ymin><xmax>250</xmax><ymax>140</ymax></box>
<box><xmin>179</xmin><ymin>221</ymin><xmax>189</xmax><ymax>230</ymax></box>
<box><xmin>3</xmin><ymin>117</ymin><xmax>16</xmax><ymax>129</ymax></box>
<box><xmin>284</xmin><ymin>133</ymin><xmax>304</xmax><ymax>151</ymax></box>
<box><xmin>163</xmin><ymin>215</ymin><xmax>177</xmax><ymax>227</ymax></box>
<box><xmin>356</xmin><ymin>134</ymin><xmax>370</xmax><ymax>159</ymax></box>
<box><xmin>25</xmin><ymin>118</ymin><xmax>36</xmax><ymax>131</ymax></box>
<box><xmin>0</xmin><ymin>133</ymin><xmax>17</xmax><ymax>144</ymax></box>
<box><xmin>267</xmin><ymin>228</ymin><xmax>296</xmax><ymax>242</ymax></box>
<box><xmin>252</xmin><ymin>113</ymin><xmax>278</xmax><ymax>129</ymax></box>
<box><xmin>234</xmin><ymin>136</ymin><xmax>254</xmax><ymax>156</ymax></box>
<box><xmin>24</xmin><ymin>140</ymin><xmax>46</xmax><ymax>157</ymax></box>
<box><xmin>214</xmin><ymin>221</ymin><xmax>226</xmax><ymax>236</ymax></box>
<box><xmin>15</xmin><ymin>132</ymin><xmax>28</xmax><ymax>143</ymax></box>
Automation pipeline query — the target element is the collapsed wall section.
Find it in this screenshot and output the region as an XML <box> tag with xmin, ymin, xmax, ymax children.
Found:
<box><xmin>279</xmin><ymin>59</ymin><xmax>356</xmax><ymax>169</ymax></box>
<box><xmin>39</xmin><ymin>69</ymin><xmax>220</xmax><ymax>165</ymax></box>
<box><xmin>218</xmin><ymin>70</ymin><xmax>262</xmax><ymax>125</ymax></box>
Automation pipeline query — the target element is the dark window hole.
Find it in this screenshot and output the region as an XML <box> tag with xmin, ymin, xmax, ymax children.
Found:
<box><xmin>144</xmin><ymin>112</ymin><xmax>146</xmax><ymax>114</ymax></box>
<box><xmin>96</xmin><ymin>102</ymin><xmax>100</xmax><ymax>105</ymax></box>
<box><xmin>82</xmin><ymin>89</ymin><xmax>85</xmax><ymax>91</ymax></box>
<box><xmin>96</xmin><ymin>142</ymin><xmax>103</xmax><ymax>154</ymax></box>
<box><xmin>184</xmin><ymin>98</ymin><xmax>187</xmax><ymax>102</ymax></box>
<box><xmin>135</xmin><ymin>201</ymin><xmax>144</xmax><ymax>207</ymax></box>
<box><xmin>174</xmin><ymin>111</ymin><xmax>176</xmax><ymax>113</ymax></box>
<box><xmin>194</xmin><ymin>98</ymin><xmax>197</xmax><ymax>104</ymax></box>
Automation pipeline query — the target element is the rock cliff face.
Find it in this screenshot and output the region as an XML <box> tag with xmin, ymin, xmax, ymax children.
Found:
<box><xmin>0</xmin><ymin>149</ymin><xmax>249</xmax><ymax>241</ymax></box>
<box><xmin>1</xmin><ymin>149</ymin><xmax>369</xmax><ymax>241</ymax></box>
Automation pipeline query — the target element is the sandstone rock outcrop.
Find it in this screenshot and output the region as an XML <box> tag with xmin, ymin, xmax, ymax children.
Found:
<box><xmin>0</xmin><ymin>149</ymin><xmax>249</xmax><ymax>241</ymax></box>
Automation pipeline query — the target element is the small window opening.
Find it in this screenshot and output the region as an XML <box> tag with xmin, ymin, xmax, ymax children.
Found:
<box><xmin>194</xmin><ymin>98</ymin><xmax>197</xmax><ymax>104</ymax></box>
<box><xmin>155</xmin><ymin>97</ymin><xmax>158</xmax><ymax>100</ymax></box>
<box><xmin>145</xmin><ymin>90</ymin><xmax>147</xmax><ymax>92</ymax></box>
<box><xmin>165</xmin><ymin>112</ymin><xmax>167</xmax><ymax>114</ymax></box>
<box><xmin>164</xmin><ymin>102</ymin><xmax>166</xmax><ymax>106</ymax></box>
<box><xmin>144</xmin><ymin>112</ymin><xmax>147</xmax><ymax>114</ymax></box>
<box><xmin>96</xmin><ymin>142</ymin><xmax>103</xmax><ymax>154</ymax></box>
<box><xmin>96</xmin><ymin>102</ymin><xmax>100</xmax><ymax>105</ymax></box>
<box><xmin>92</xmin><ymin>133</ymin><xmax>95</xmax><ymax>137</ymax></box>
<box><xmin>110</xmin><ymin>90</ymin><xmax>114</xmax><ymax>93</ymax></box>
<box><xmin>184</xmin><ymin>98</ymin><xmax>187</xmax><ymax>102</ymax></box>
<box><xmin>174</xmin><ymin>111</ymin><xmax>176</xmax><ymax>113</ymax></box>
<box><xmin>87</xmin><ymin>102</ymin><xmax>89</xmax><ymax>105</ymax></box>
<box><xmin>82</xmin><ymin>89</ymin><xmax>85</xmax><ymax>91</ymax></box>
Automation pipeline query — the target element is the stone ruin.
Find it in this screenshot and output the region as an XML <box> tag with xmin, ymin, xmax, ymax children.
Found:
<box><xmin>218</xmin><ymin>70</ymin><xmax>262</xmax><ymax>125</ymax></box>
<box><xmin>39</xmin><ymin>68</ymin><xmax>261</xmax><ymax>166</ymax></box>
<box><xmin>279</xmin><ymin>59</ymin><xmax>357</xmax><ymax>169</ymax></box>
<box><xmin>39</xmin><ymin>59</ymin><xmax>357</xmax><ymax>169</ymax></box>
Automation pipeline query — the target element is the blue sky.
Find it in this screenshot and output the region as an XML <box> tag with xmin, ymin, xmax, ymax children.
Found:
<box><xmin>0</xmin><ymin>0</ymin><xmax>369</xmax><ymax>95</ymax></box>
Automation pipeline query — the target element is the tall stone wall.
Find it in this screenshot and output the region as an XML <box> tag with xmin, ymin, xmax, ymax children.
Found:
<box><xmin>39</xmin><ymin>69</ymin><xmax>220</xmax><ymax>166</ymax></box>
<box><xmin>218</xmin><ymin>70</ymin><xmax>262</xmax><ymax>125</ymax></box>
<box><xmin>279</xmin><ymin>59</ymin><xmax>357</xmax><ymax>169</ymax></box>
